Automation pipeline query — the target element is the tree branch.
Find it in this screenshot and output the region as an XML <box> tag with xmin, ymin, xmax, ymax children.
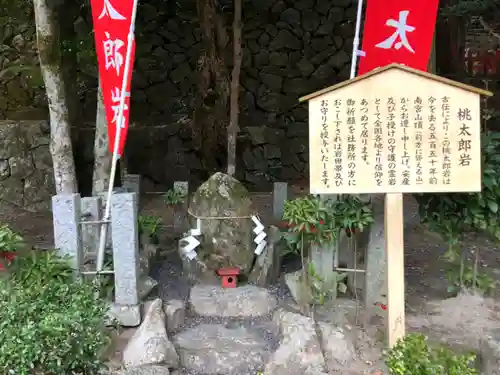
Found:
<box><xmin>479</xmin><ymin>17</ymin><xmax>500</xmax><ymax>42</ymax></box>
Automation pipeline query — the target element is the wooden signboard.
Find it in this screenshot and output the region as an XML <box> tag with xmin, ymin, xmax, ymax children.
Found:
<box><xmin>299</xmin><ymin>63</ymin><xmax>493</xmax><ymax>347</ymax></box>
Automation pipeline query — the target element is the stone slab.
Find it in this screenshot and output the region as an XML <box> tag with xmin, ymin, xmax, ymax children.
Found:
<box><xmin>189</xmin><ymin>284</ymin><xmax>277</xmax><ymax>318</ymax></box>
<box><xmin>173</xmin><ymin>181</ymin><xmax>188</xmax><ymax>232</ymax></box>
<box><xmin>52</xmin><ymin>194</ymin><xmax>83</xmax><ymax>270</ymax></box>
<box><xmin>123</xmin><ymin>174</ymin><xmax>141</xmax><ymax>208</ymax></box>
<box><xmin>81</xmin><ymin>196</ymin><xmax>102</xmax><ymax>258</ymax></box>
<box><xmin>272</xmin><ymin>182</ymin><xmax>287</xmax><ymax>220</ymax></box>
<box><xmin>111</xmin><ymin>192</ymin><xmax>140</xmax><ymax>306</ymax></box>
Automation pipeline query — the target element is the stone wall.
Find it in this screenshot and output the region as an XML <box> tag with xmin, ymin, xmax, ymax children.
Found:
<box><xmin>121</xmin><ymin>0</ymin><xmax>356</xmax><ymax>188</ymax></box>
<box><xmin>0</xmin><ymin>121</ymin><xmax>54</xmax><ymax>210</ymax></box>
<box><xmin>1</xmin><ymin>0</ymin><xmax>357</xmax><ymax>191</ymax></box>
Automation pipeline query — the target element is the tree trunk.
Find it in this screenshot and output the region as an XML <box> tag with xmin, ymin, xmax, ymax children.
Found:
<box><xmin>194</xmin><ymin>0</ymin><xmax>230</xmax><ymax>174</ymax></box>
<box><xmin>227</xmin><ymin>0</ymin><xmax>242</xmax><ymax>176</ymax></box>
<box><xmin>92</xmin><ymin>79</ymin><xmax>112</xmax><ymax>195</ymax></box>
<box><xmin>34</xmin><ymin>0</ymin><xmax>77</xmax><ymax>194</ymax></box>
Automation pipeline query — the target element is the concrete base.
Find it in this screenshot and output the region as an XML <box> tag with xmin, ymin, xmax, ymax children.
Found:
<box><xmin>107</xmin><ymin>303</ymin><xmax>142</xmax><ymax>327</ymax></box>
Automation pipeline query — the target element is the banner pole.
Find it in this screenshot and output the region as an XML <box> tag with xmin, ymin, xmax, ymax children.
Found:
<box><xmin>349</xmin><ymin>0</ymin><xmax>365</xmax><ymax>79</ymax></box>
<box><xmin>96</xmin><ymin>0</ymin><xmax>139</xmax><ymax>273</ymax></box>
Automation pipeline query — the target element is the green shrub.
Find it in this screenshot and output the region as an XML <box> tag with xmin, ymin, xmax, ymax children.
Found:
<box><xmin>415</xmin><ymin>131</ymin><xmax>500</xmax><ymax>295</ymax></box>
<box><xmin>0</xmin><ymin>250</ymin><xmax>111</xmax><ymax>374</ymax></box>
<box><xmin>7</xmin><ymin>249</ymin><xmax>74</xmax><ymax>288</ymax></box>
<box><xmin>385</xmin><ymin>333</ymin><xmax>478</xmax><ymax>375</ymax></box>
<box><xmin>0</xmin><ymin>224</ymin><xmax>25</xmax><ymax>253</ymax></box>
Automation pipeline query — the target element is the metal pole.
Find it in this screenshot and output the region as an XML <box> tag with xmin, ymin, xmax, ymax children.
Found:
<box><xmin>349</xmin><ymin>0</ymin><xmax>365</xmax><ymax>79</ymax></box>
<box><xmin>96</xmin><ymin>0</ymin><xmax>139</xmax><ymax>273</ymax></box>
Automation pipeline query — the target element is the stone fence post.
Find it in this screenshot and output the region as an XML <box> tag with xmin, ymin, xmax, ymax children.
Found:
<box><xmin>52</xmin><ymin>194</ymin><xmax>83</xmax><ymax>271</ymax></box>
<box><xmin>110</xmin><ymin>192</ymin><xmax>141</xmax><ymax>326</ymax></box>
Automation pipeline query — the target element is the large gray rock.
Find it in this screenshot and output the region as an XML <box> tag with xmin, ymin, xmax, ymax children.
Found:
<box><xmin>182</xmin><ymin>172</ymin><xmax>255</xmax><ymax>281</ymax></box>
<box><xmin>122</xmin><ymin>299</ymin><xmax>180</xmax><ymax>369</ymax></box>
<box><xmin>189</xmin><ymin>284</ymin><xmax>277</xmax><ymax>317</ymax></box>
<box><xmin>264</xmin><ymin>309</ymin><xmax>326</xmax><ymax>375</ymax></box>
<box><xmin>173</xmin><ymin>323</ymin><xmax>269</xmax><ymax>374</ymax></box>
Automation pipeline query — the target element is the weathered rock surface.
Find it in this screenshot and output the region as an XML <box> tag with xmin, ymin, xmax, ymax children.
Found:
<box><xmin>189</xmin><ymin>284</ymin><xmax>277</xmax><ymax>317</ymax></box>
<box><xmin>123</xmin><ymin>299</ymin><xmax>179</xmax><ymax>369</ymax></box>
<box><xmin>318</xmin><ymin>322</ymin><xmax>356</xmax><ymax>370</ymax></box>
<box><xmin>173</xmin><ymin>323</ymin><xmax>269</xmax><ymax>374</ymax></box>
<box><xmin>117</xmin><ymin>365</ymin><xmax>170</xmax><ymax>375</ymax></box>
<box><xmin>480</xmin><ymin>329</ymin><xmax>500</xmax><ymax>375</ymax></box>
<box><xmin>0</xmin><ymin>121</ymin><xmax>53</xmax><ymax>211</ymax></box>
<box><xmin>182</xmin><ymin>173</ymin><xmax>255</xmax><ymax>281</ymax></box>
<box><xmin>264</xmin><ymin>309</ymin><xmax>326</xmax><ymax>375</ymax></box>
<box><xmin>249</xmin><ymin>225</ymin><xmax>282</xmax><ymax>286</ymax></box>
<box><xmin>163</xmin><ymin>299</ymin><xmax>186</xmax><ymax>332</ymax></box>
<box><xmin>284</xmin><ymin>270</ymin><xmax>312</xmax><ymax>307</ymax></box>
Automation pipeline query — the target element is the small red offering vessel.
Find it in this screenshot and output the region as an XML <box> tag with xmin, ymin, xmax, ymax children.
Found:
<box><xmin>216</xmin><ymin>267</ymin><xmax>240</xmax><ymax>288</ymax></box>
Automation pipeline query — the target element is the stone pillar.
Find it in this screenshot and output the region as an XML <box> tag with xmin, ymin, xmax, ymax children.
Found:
<box><xmin>81</xmin><ymin>196</ymin><xmax>102</xmax><ymax>259</ymax></box>
<box><xmin>272</xmin><ymin>182</ymin><xmax>287</xmax><ymax>221</ymax></box>
<box><xmin>52</xmin><ymin>194</ymin><xmax>83</xmax><ymax>271</ymax></box>
<box><xmin>110</xmin><ymin>192</ymin><xmax>141</xmax><ymax>326</ymax></box>
<box><xmin>97</xmin><ymin>188</ymin><xmax>127</xmax><ymax>249</ymax></box>
<box><xmin>123</xmin><ymin>174</ymin><xmax>141</xmax><ymax>208</ymax></box>
<box><xmin>173</xmin><ymin>181</ymin><xmax>189</xmax><ymax>232</ymax></box>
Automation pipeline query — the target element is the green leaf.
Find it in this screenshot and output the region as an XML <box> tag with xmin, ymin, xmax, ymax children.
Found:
<box><xmin>487</xmin><ymin>200</ymin><xmax>498</xmax><ymax>213</ymax></box>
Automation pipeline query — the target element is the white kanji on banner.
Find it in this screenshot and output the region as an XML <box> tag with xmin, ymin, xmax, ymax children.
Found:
<box><xmin>375</xmin><ymin>10</ymin><xmax>415</xmax><ymax>53</ymax></box>
<box><xmin>103</xmin><ymin>32</ymin><xmax>125</xmax><ymax>75</ymax></box>
<box><xmin>99</xmin><ymin>0</ymin><xmax>126</xmax><ymax>20</ymax></box>
<box><xmin>110</xmin><ymin>87</ymin><xmax>130</xmax><ymax>128</ymax></box>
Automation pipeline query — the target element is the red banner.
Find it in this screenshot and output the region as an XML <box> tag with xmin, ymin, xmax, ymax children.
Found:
<box><xmin>357</xmin><ymin>0</ymin><xmax>439</xmax><ymax>75</ymax></box>
<box><xmin>90</xmin><ymin>0</ymin><xmax>136</xmax><ymax>156</ymax></box>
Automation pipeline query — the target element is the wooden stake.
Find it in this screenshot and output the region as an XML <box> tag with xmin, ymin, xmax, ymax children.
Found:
<box><xmin>385</xmin><ymin>193</ymin><xmax>405</xmax><ymax>347</ymax></box>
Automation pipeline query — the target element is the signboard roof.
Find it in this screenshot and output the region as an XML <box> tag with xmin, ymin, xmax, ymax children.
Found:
<box><xmin>299</xmin><ymin>63</ymin><xmax>493</xmax><ymax>103</ymax></box>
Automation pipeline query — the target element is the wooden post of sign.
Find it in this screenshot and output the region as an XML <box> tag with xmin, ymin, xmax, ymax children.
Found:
<box><xmin>385</xmin><ymin>193</ymin><xmax>405</xmax><ymax>347</ymax></box>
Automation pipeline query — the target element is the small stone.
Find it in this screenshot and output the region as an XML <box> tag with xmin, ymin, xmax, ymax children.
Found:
<box><xmin>163</xmin><ymin>299</ymin><xmax>186</xmax><ymax>332</ymax></box>
<box><xmin>0</xmin><ymin>160</ymin><xmax>10</xmax><ymax>180</ymax></box>
<box><xmin>260</xmin><ymin>73</ymin><xmax>283</xmax><ymax>90</ymax></box>
<box><xmin>138</xmin><ymin>276</ymin><xmax>158</xmax><ymax>300</ymax></box>
<box><xmin>328</xmin><ymin>50</ymin><xmax>350</xmax><ymax>69</ymax></box>
<box><xmin>11</xmin><ymin>34</ymin><xmax>24</xmax><ymax>51</ymax></box>
<box><xmin>173</xmin><ymin>323</ymin><xmax>269</xmax><ymax>374</ymax></box>
<box><xmin>270</xmin><ymin>29</ymin><xmax>301</xmax><ymax>50</ymax></box>
<box><xmin>189</xmin><ymin>284</ymin><xmax>277</xmax><ymax>317</ymax></box>
<box><xmin>269</xmin><ymin>51</ymin><xmax>289</xmax><ymax>67</ymax></box>
<box><xmin>264</xmin><ymin>309</ymin><xmax>326</xmax><ymax>375</ymax></box>
<box><xmin>296</xmin><ymin>59</ymin><xmax>315</xmax><ymax>77</ymax></box>
<box><xmin>302</xmin><ymin>10</ymin><xmax>321</xmax><ymax>32</ymax></box>
<box><xmin>123</xmin><ymin>299</ymin><xmax>179</xmax><ymax>368</ymax></box>
<box><xmin>318</xmin><ymin>322</ymin><xmax>356</xmax><ymax>370</ymax></box>
<box><xmin>107</xmin><ymin>303</ymin><xmax>142</xmax><ymax>327</ymax></box>
<box><xmin>280</xmin><ymin>8</ymin><xmax>301</xmax><ymax>28</ymax></box>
